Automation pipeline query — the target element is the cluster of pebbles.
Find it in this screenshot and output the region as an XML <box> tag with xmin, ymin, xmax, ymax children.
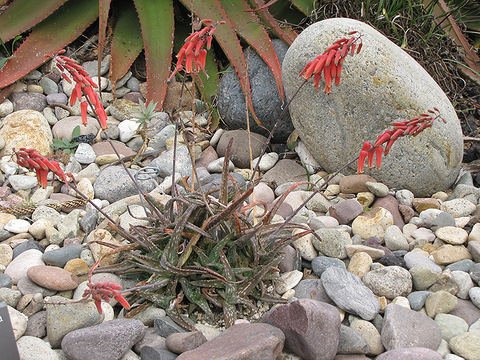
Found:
<box><xmin>0</xmin><ymin>61</ymin><xmax>480</xmax><ymax>360</ymax></box>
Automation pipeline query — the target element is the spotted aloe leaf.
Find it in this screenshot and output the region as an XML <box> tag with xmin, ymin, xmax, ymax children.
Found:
<box><xmin>179</xmin><ymin>278</ymin><xmax>214</xmax><ymax>319</ymax></box>
<box><xmin>0</xmin><ymin>0</ymin><xmax>69</xmax><ymax>43</ymax></box>
<box><xmin>0</xmin><ymin>0</ymin><xmax>99</xmax><ymax>89</ymax></box>
<box><xmin>289</xmin><ymin>0</ymin><xmax>318</xmax><ymax>15</ymax></box>
<box><xmin>220</xmin><ymin>0</ymin><xmax>284</xmax><ymax>99</ymax></box>
<box><xmin>132</xmin><ymin>0</ymin><xmax>174</xmax><ymax>110</ymax></box>
<box><xmin>179</xmin><ymin>0</ymin><xmax>260</xmax><ymax>125</ymax></box>
<box><xmin>109</xmin><ymin>0</ymin><xmax>144</xmax><ymax>85</ymax></box>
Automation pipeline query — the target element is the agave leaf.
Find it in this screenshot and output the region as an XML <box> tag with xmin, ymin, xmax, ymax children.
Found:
<box><xmin>137</xmin><ymin>292</ymin><xmax>175</xmax><ymax>309</ymax></box>
<box><xmin>179</xmin><ymin>0</ymin><xmax>260</xmax><ymax>125</ymax></box>
<box><xmin>0</xmin><ymin>0</ymin><xmax>99</xmax><ymax>89</ymax></box>
<box><xmin>289</xmin><ymin>0</ymin><xmax>317</xmax><ymax>15</ymax></box>
<box><xmin>166</xmin><ymin>306</ymin><xmax>198</xmax><ymax>331</ymax></box>
<box><xmin>132</xmin><ymin>0</ymin><xmax>174</xmax><ymax>110</ymax></box>
<box><xmin>164</xmin><ymin>204</ymin><xmax>195</xmax><ymax>263</ymax></box>
<box><xmin>109</xmin><ymin>0</ymin><xmax>144</xmax><ymax>86</ymax></box>
<box><xmin>248</xmin><ymin>0</ymin><xmax>297</xmax><ymax>45</ymax></box>
<box><xmin>179</xmin><ymin>278</ymin><xmax>214</xmax><ymax>319</ymax></box>
<box><xmin>97</xmin><ymin>0</ymin><xmax>111</xmax><ymax>80</ymax></box>
<box><xmin>0</xmin><ymin>0</ymin><xmax>69</xmax><ymax>43</ymax></box>
<box><xmin>220</xmin><ymin>0</ymin><xmax>284</xmax><ymax>99</ymax></box>
<box><xmin>237</xmin><ymin>261</ymin><xmax>274</xmax><ymax>298</ymax></box>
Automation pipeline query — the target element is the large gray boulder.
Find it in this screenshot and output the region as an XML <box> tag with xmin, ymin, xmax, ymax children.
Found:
<box><xmin>218</xmin><ymin>39</ymin><xmax>294</xmax><ymax>142</ymax></box>
<box><xmin>282</xmin><ymin>18</ymin><xmax>463</xmax><ymax>196</ymax></box>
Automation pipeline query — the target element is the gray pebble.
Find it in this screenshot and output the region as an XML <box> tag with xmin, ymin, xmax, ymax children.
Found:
<box><xmin>407</xmin><ymin>291</ymin><xmax>433</xmax><ymax>311</ymax></box>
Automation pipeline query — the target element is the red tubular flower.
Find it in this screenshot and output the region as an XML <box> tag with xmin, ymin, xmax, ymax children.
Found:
<box><xmin>300</xmin><ymin>32</ymin><xmax>363</xmax><ymax>94</ymax></box>
<box><xmin>81</xmin><ymin>102</ymin><xmax>88</xmax><ymax>125</ymax></box>
<box><xmin>82</xmin><ymin>281</ymin><xmax>130</xmax><ymax>314</ymax></box>
<box><xmin>168</xmin><ymin>19</ymin><xmax>224</xmax><ymax>81</ymax></box>
<box><xmin>357</xmin><ymin>142</ymin><xmax>373</xmax><ymax>173</ymax></box>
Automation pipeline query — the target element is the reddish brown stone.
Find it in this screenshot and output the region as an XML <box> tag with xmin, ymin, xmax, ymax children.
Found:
<box><xmin>176</xmin><ymin>323</ymin><xmax>284</xmax><ymax>360</ymax></box>
<box><xmin>165</xmin><ymin>330</ymin><xmax>208</xmax><ymax>354</ymax></box>
<box><xmin>27</xmin><ymin>265</ymin><xmax>79</xmax><ymax>291</ymax></box>
<box><xmin>373</xmin><ymin>195</ymin><xmax>405</xmax><ymax>230</ymax></box>
<box><xmin>339</xmin><ymin>175</ymin><xmax>377</xmax><ymax>194</ymax></box>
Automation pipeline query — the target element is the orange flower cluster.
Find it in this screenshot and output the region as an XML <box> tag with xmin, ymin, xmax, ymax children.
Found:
<box><xmin>46</xmin><ymin>50</ymin><xmax>108</xmax><ymax>129</ymax></box>
<box><xmin>357</xmin><ymin>108</ymin><xmax>446</xmax><ymax>173</ymax></box>
<box><xmin>300</xmin><ymin>31</ymin><xmax>363</xmax><ymax>94</ymax></box>
<box><xmin>82</xmin><ymin>281</ymin><xmax>131</xmax><ymax>314</ymax></box>
<box><xmin>14</xmin><ymin>148</ymin><xmax>69</xmax><ymax>189</ymax></box>
<box><xmin>168</xmin><ymin>19</ymin><xmax>225</xmax><ymax>81</ymax></box>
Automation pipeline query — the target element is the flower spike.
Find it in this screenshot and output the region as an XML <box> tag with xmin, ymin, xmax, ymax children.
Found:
<box><xmin>356</xmin><ymin>108</ymin><xmax>446</xmax><ymax>173</ymax></box>
<box><xmin>300</xmin><ymin>32</ymin><xmax>363</xmax><ymax>94</ymax></box>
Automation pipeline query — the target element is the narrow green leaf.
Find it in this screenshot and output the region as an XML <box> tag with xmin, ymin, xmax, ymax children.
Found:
<box><xmin>132</xmin><ymin>0</ymin><xmax>174</xmax><ymax>110</ymax></box>
<box><xmin>109</xmin><ymin>0</ymin><xmax>144</xmax><ymax>84</ymax></box>
<box><xmin>0</xmin><ymin>0</ymin><xmax>69</xmax><ymax>43</ymax></box>
<box><xmin>0</xmin><ymin>0</ymin><xmax>99</xmax><ymax>89</ymax></box>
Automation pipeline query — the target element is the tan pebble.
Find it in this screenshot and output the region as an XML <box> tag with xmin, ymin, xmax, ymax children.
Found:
<box><xmin>28</xmin><ymin>218</ymin><xmax>53</xmax><ymax>239</ymax></box>
<box><xmin>431</xmin><ymin>245</ymin><xmax>472</xmax><ymax>265</ymax></box>
<box><xmin>87</xmin><ymin>228</ymin><xmax>122</xmax><ymax>266</ymax></box>
<box><xmin>435</xmin><ymin>226</ymin><xmax>468</xmax><ymax>245</ymax></box>
<box><xmin>324</xmin><ymin>184</ymin><xmax>340</xmax><ymax>196</ymax></box>
<box><xmin>377</xmin><ymin>296</ymin><xmax>388</xmax><ymax>311</ymax></box>
<box><xmin>350</xmin><ymin>318</ymin><xmax>384</xmax><ymax>355</ymax></box>
<box><xmin>347</xmin><ymin>251</ymin><xmax>372</xmax><ymax>279</ymax></box>
<box><xmin>431</xmin><ymin>191</ymin><xmax>449</xmax><ymax>201</ymax></box>
<box><xmin>391</xmin><ymin>296</ymin><xmax>410</xmax><ymax>309</ymax></box>
<box><xmin>44</xmin><ymin>226</ymin><xmax>58</xmax><ymax>241</ymax></box>
<box><xmin>27</xmin><ymin>265</ymin><xmax>79</xmax><ymax>291</ymax></box>
<box><xmin>346</xmin><ymin>245</ymin><xmax>385</xmax><ymax>260</ymax></box>
<box><xmin>64</xmin><ymin>258</ymin><xmax>90</xmax><ymax>282</ymax></box>
<box><xmin>0</xmin><ymin>213</ymin><xmax>17</xmax><ymax>225</ymax></box>
<box><xmin>351</xmin><ymin>207</ymin><xmax>393</xmax><ymax>241</ymax></box>
<box><xmin>422</xmin><ymin>243</ymin><xmax>437</xmax><ymax>253</ymax></box>
<box><xmin>425</xmin><ymin>290</ymin><xmax>458</xmax><ymax>318</ymax></box>
<box><xmin>95</xmin><ymin>154</ymin><xmax>119</xmax><ymax>165</ymax></box>
<box><xmin>412</xmin><ymin>198</ymin><xmax>441</xmax><ymax>213</ymax></box>
<box><xmin>356</xmin><ymin>191</ymin><xmax>375</xmax><ymax>207</ymax></box>
<box><xmin>0</xmin><ymin>243</ymin><xmax>13</xmax><ymax>267</ymax></box>
<box><xmin>27</xmin><ymin>84</ymin><xmax>43</xmax><ymax>93</ymax></box>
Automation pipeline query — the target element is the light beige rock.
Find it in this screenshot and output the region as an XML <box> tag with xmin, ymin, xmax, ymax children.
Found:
<box><xmin>435</xmin><ymin>226</ymin><xmax>468</xmax><ymax>245</ymax></box>
<box><xmin>350</xmin><ymin>318</ymin><xmax>384</xmax><ymax>355</ymax></box>
<box><xmin>431</xmin><ymin>245</ymin><xmax>472</xmax><ymax>265</ymax></box>
<box><xmin>0</xmin><ymin>110</ymin><xmax>53</xmax><ymax>156</ymax></box>
<box><xmin>356</xmin><ymin>191</ymin><xmax>375</xmax><ymax>207</ymax></box>
<box><xmin>28</xmin><ymin>218</ymin><xmax>53</xmax><ymax>239</ymax></box>
<box><xmin>346</xmin><ymin>245</ymin><xmax>385</xmax><ymax>260</ymax></box>
<box><xmin>292</xmin><ymin>229</ymin><xmax>318</xmax><ymax>261</ymax></box>
<box><xmin>347</xmin><ymin>251</ymin><xmax>372</xmax><ymax>279</ymax></box>
<box><xmin>86</xmin><ymin>228</ymin><xmax>122</xmax><ymax>266</ymax></box>
<box><xmin>351</xmin><ymin>207</ymin><xmax>394</xmax><ymax>241</ymax></box>
<box><xmin>0</xmin><ymin>243</ymin><xmax>13</xmax><ymax>267</ymax></box>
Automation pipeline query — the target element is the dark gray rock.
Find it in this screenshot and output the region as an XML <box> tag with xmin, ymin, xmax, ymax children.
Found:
<box><xmin>381</xmin><ymin>304</ymin><xmax>442</xmax><ymax>350</ymax></box>
<box><xmin>46</xmin><ymin>92</ymin><xmax>67</xmax><ymax>105</ymax></box>
<box><xmin>13</xmin><ymin>239</ymin><xmax>44</xmax><ymax>259</ymax></box>
<box><xmin>141</xmin><ymin>347</ymin><xmax>178</xmax><ymax>360</ymax></box>
<box><xmin>24</xmin><ymin>310</ymin><xmax>47</xmax><ymax>338</ymax></box>
<box><xmin>10</xmin><ymin>92</ymin><xmax>47</xmax><ymax>112</ymax></box>
<box><xmin>0</xmin><ymin>273</ymin><xmax>12</xmax><ymax>288</ymax></box>
<box><xmin>61</xmin><ymin>319</ymin><xmax>145</xmax><ymax>360</ymax></box>
<box><xmin>430</xmin><ymin>211</ymin><xmax>456</xmax><ymax>232</ymax></box>
<box><xmin>338</xmin><ymin>325</ymin><xmax>370</xmax><ymax>355</ymax></box>
<box><xmin>282</xmin><ymin>18</ymin><xmax>463</xmax><ymax>196</ymax></box>
<box><xmin>470</xmin><ymin>263</ymin><xmax>480</xmax><ymax>284</ymax></box>
<box><xmin>311</xmin><ymin>256</ymin><xmax>345</xmax><ymax>277</ymax></box>
<box><xmin>407</xmin><ymin>291</ymin><xmax>433</xmax><ymax>311</ymax></box>
<box><xmin>78</xmin><ymin>208</ymin><xmax>99</xmax><ymax>235</ymax></box>
<box><xmin>16</xmin><ymin>276</ymin><xmax>56</xmax><ymax>296</ymax></box>
<box><xmin>154</xmin><ymin>317</ymin><xmax>189</xmax><ymax>338</ymax></box>
<box><xmin>321</xmin><ymin>267</ymin><xmax>380</xmax><ymax>320</ymax></box>
<box><xmin>42</xmin><ymin>244</ymin><xmax>83</xmax><ymax>267</ymax></box>
<box><xmin>93</xmin><ymin>166</ymin><xmax>157</xmax><ymax>203</ymax></box>
<box><xmin>218</xmin><ymin>39</ymin><xmax>294</xmax><ymax>142</ymax></box>
<box><xmin>262</xmin><ymin>299</ymin><xmax>339</xmax><ymax>360</ymax></box>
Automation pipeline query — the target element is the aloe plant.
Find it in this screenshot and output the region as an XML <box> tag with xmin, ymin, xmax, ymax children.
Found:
<box><xmin>0</xmin><ymin>0</ymin><xmax>311</xmax><ymax>124</ymax></box>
